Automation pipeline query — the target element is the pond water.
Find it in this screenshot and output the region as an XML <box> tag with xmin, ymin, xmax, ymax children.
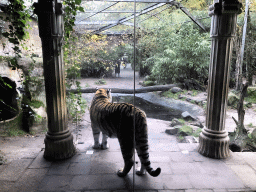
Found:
<box><xmin>113</xmin><ymin>95</ymin><xmax>182</xmax><ymax>121</ymax></box>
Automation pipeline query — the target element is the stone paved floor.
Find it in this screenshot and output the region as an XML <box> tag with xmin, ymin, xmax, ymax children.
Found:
<box><xmin>1</xmin><ymin>126</ymin><xmax>256</xmax><ymax>192</ymax></box>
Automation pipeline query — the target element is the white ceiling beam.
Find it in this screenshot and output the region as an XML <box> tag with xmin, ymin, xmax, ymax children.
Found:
<box><xmin>92</xmin><ymin>2</ymin><xmax>169</xmax><ymax>33</ymax></box>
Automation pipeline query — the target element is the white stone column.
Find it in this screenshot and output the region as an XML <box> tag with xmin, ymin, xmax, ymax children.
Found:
<box><xmin>198</xmin><ymin>0</ymin><xmax>242</xmax><ymax>159</ymax></box>
<box><xmin>33</xmin><ymin>0</ymin><xmax>76</xmax><ymax>160</ymax></box>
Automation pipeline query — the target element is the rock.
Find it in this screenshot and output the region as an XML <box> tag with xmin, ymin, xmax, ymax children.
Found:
<box><xmin>170</xmin><ymin>118</ymin><xmax>183</xmax><ymax>127</ymax></box>
<box><xmin>178</xmin><ymin>95</ymin><xmax>185</xmax><ymax>99</ymax></box>
<box><xmin>181</xmin><ymin>111</ymin><xmax>197</xmax><ymax>121</ymax></box>
<box><xmin>165</xmin><ymin>127</ymin><xmax>180</xmax><ymax>135</ymax></box>
<box><xmin>186</xmin><ymin>98</ymin><xmax>192</xmax><ymax>102</ymax></box>
<box><xmin>139</xmin><ymin>81</ymin><xmax>144</xmax><ymax>85</ymax></box>
<box><xmin>190</xmin><ymin>121</ymin><xmax>204</xmax><ymax>128</ymax></box>
<box><xmin>228</xmin><ymin>92</ymin><xmax>239</xmax><ymax>108</ymax></box>
<box><xmin>245</xmin><ymin>102</ymin><xmax>252</xmax><ymax>108</ymax></box>
<box><xmin>171</xmin><ymin>87</ymin><xmax>183</xmax><ymax>94</ymax></box>
<box><xmin>184</xmin><ymin>136</ymin><xmax>198</xmax><ymax>143</ymax></box>
<box><xmin>229</xmin><ymin>142</ymin><xmax>242</xmax><ymax>152</ymax></box>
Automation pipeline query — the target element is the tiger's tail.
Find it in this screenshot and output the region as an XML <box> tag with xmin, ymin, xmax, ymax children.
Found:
<box><xmin>145</xmin><ymin>164</ymin><xmax>161</xmax><ymax>177</ymax></box>
<box><xmin>135</xmin><ymin>114</ymin><xmax>161</xmax><ymax>177</ymax></box>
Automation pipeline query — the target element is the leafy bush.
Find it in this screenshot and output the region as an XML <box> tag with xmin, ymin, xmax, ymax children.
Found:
<box><xmin>143</xmin><ymin>23</ymin><xmax>211</xmax><ymax>85</ymax></box>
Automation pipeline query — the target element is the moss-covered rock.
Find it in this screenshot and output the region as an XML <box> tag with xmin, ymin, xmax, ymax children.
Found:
<box><xmin>228</xmin><ymin>92</ymin><xmax>239</xmax><ymax>108</ymax></box>
<box><xmin>143</xmin><ymin>80</ymin><xmax>157</xmax><ymax>87</ymax></box>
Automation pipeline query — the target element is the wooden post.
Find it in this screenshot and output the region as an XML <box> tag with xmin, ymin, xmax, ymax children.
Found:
<box><xmin>33</xmin><ymin>0</ymin><xmax>76</xmax><ymax>160</ymax></box>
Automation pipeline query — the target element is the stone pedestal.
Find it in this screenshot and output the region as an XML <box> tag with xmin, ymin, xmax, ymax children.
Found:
<box><xmin>198</xmin><ymin>0</ymin><xmax>242</xmax><ymax>159</ymax></box>
<box><xmin>33</xmin><ymin>0</ymin><xmax>76</xmax><ymax>160</ymax></box>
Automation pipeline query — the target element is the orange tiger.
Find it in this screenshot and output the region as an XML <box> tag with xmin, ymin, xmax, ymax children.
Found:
<box><xmin>90</xmin><ymin>88</ymin><xmax>161</xmax><ymax>177</ymax></box>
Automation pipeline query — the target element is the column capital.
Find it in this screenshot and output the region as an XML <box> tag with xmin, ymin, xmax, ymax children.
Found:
<box><xmin>33</xmin><ymin>0</ymin><xmax>63</xmax><ymax>15</ymax></box>
<box><xmin>209</xmin><ymin>0</ymin><xmax>242</xmax><ymax>16</ymax></box>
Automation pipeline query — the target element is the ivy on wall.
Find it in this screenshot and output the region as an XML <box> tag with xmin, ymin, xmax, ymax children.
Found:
<box><xmin>0</xmin><ymin>0</ymin><xmax>86</xmax><ymax>134</ymax></box>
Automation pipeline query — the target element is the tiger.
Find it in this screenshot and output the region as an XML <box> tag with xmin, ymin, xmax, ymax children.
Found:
<box><xmin>89</xmin><ymin>88</ymin><xmax>161</xmax><ymax>177</ymax></box>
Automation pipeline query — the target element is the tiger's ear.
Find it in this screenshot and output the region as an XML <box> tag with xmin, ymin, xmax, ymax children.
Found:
<box><xmin>107</xmin><ymin>89</ymin><xmax>111</xmax><ymax>94</ymax></box>
<box><xmin>96</xmin><ymin>87</ymin><xmax>99</xmax><ymax>91</ymax></box>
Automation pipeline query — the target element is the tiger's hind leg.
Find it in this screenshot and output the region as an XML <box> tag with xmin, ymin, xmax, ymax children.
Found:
<box><xmin>117</xmin><ymin>135</ymin><xmax>134</xmax><ymax>177</ymax></box>
<box><xmin>101</xmin><ymin>133</ymin><xmax>109</xmax><ymax>149</ymax></box>
<box><xmin>92</xmin><ymin>124</ymin><xmax>101</xmax><ymax>149</ymax></box>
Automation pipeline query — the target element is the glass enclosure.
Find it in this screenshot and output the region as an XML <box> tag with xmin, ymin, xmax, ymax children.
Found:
<box><xmin>66</xmin><ymin>0</ymin><xmax>210</xmax><ymax>189</ymax></box>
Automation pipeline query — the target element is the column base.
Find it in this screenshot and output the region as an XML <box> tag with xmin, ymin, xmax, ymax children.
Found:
<box><xmin>198</xmin><ymin>128</ymin><xmax>230</xmax><ymax>159</ymax></box>
<box><xmin>44</xmin><ymin>130</ymin><xmax>76</xmax><ymax>160</ymax></box>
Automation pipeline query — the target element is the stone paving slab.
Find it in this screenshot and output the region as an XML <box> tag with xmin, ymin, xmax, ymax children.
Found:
<box><xmin>38</xmin><ymin>175</ymin><xmax>74</xmax><ymax>191</ymax></box>
<box><xmin>0</xmin><ymin>181</ymin><xmax>16</xmax><ymax>192</ymax></box>
<box><xmin>0</xmin><ymin>159</ymin><xmax>32</xmax><ymax>181</ymax></box>
<box><xmin>227</xmin><ymin>164</ymin><xmax>256</xmax><ymax>190</ymax></box>
<box><xmin>28</xmin><ymin>151</ymin><xmax>52</xmax><ymax>169</ymax></box>
<box><xmin>10</xmin><ymin>168</ymin><xmax>48</xmax><ymax>192</ymax></box>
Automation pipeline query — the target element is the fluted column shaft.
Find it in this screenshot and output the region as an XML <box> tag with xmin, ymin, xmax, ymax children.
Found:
<box><xmin>33</xmin><ymin>0</ymin><xmax>76</xmax><ymax>160</ymax></box>
<box><xmin>198</xmin><ymin>0</ymin><xmax>242</xmax><ymax>159</ymax></box>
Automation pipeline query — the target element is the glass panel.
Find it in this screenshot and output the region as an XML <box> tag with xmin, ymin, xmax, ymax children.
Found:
<box><xmin>67</xmin><ymin>1</ymin><xmax>138</xmax><ymax>190</ymax></box>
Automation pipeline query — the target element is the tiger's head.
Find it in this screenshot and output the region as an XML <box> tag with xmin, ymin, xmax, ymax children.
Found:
<box><xmin>95</xmin><ymin>88</ymin><xmax>112</xmax><ymax>103</ymax></box>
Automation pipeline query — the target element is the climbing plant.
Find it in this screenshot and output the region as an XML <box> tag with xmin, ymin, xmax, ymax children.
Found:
<box><xmin>62</xmin><ymin>0</ymin><xmax>87</xmax><ymax>124</ymax></box>
<box><xmin>0</xmin><ymin>0</ymin><xmax>86</xmax><ymax>132</ymax></box>
<box><xmin>0</xmin><ymin>0</ymin><xmax>30</xmax><ymax>68</ymax></box>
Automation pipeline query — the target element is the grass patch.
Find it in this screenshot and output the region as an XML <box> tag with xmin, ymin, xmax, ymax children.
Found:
<box><xmin>177</xmin><ymin>118</ymin><xmax>186</xmax><ymax>125</ymax></box>
<box><xmin>162</xmin><ymin>90</ymin><xmax>179</xmax><ymax>99</ymax></box>
<box><xmin>143</xmin><ymin>81</ymin><xmax>157</xmax><ymax>87</ymax></box>
<box><xmin>29</xmin><ymin>100</ymin><xmax>45</xmax><ymax>108</ymax></box>
<box><xmin>0</xmin><ymin>113</ymin><xmax>30</xmax><ymax>137</ymax></box>
<box><xmin>247</xmin><ymin>123</ymin><xmax>254</xmax><ymax>128</ymax></box>
<box><xmin>191</xmin><ymin>90</ymin><xmax>199</xmax><ymax>96</ymax></box>
<box><xmin>245</xmin><ymin>87</ymin><xmax>256</xmax><ymax>104</ymax></box>
<box><xmin>192</xmin><ymin>128</ymin><xmax>202</xmax><ymax>137</ymax></box>
<box><xmin>178</xmin><ymin>125</ymin><xmax>193</xmax><ymax>135</ymax></box>
<box><xmin>95</xmin><ymin>79</ymin><xmax>106</xmax><ymax>85</ymax></box>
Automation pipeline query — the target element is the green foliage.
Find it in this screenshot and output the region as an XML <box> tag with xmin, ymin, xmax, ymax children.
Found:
<box><xmin>0</xmin><ymin>0</ymin><xmax>30</xmax><ymax>64</ymax></box>
<box><xmin>62</xmin><ymin>0</ymin><xmax>88</xmax><ymax>125</ymax></box>
<box><xmin>63</xmin><ymin>0</ymin><xmax>84</xmax><ymax>39</ymax></box>
<box><xmin>142</xmin><ymin>23</ymin><xmax>210</xmax><ymax>84</ymax></box>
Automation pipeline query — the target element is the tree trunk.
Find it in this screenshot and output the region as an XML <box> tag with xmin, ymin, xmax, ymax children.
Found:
<box><xmin>235</xmin><ymin>28</ymin><xmax>242</xmax><ymax>91</ymax></box>
<box><xmin>230</xmin><ymin>82</ymin><xmax>249</xmax><ymax>151</ymax></box>
<box><xmin>67</xmin><ymin>83</ymin><xmax>182</xmax><ymax>94</ymax></box>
